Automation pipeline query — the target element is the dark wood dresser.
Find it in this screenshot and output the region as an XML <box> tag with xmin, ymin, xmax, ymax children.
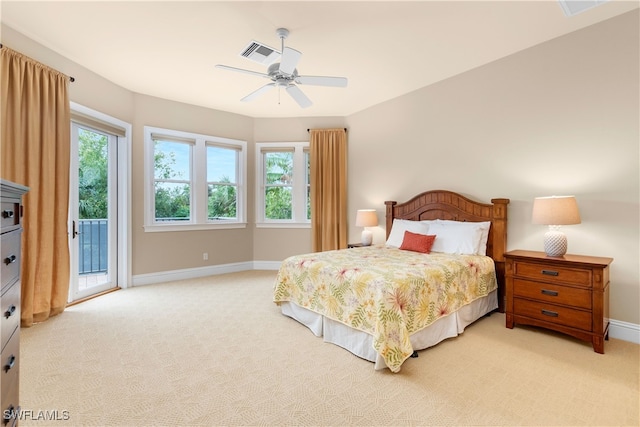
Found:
<box><xmin>1</xmin><ymin>179</ymin><xmax>28</xmax><ymax>426</ymax></box>
<box><xmin>505</xmin><ymin>250</ymin><xmax>613</xmax><ymax>353</ymax></box>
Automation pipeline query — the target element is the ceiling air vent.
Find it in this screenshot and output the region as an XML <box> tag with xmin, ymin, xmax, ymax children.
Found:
<box><xmin>557</xmin><ymin>0</ymin><xmax>608</xmax><ymax>17</ymax></box>
<box><xmin>239</xmin><ymin>41</ymin><xmax>280</xmax><ymax>65</ymax></box>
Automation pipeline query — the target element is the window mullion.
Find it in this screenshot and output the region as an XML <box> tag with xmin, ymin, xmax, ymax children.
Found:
<box><xmin>293</xmin><ymin>146</ymin><xmax>306</xmax><ymax>222</ymax></box>
<box><xmin>257</xmin><ymin>150</ymin><xmax>266</xmax><ymax>222</ymax></box>
<box><xmin>193</xmin><ymin>139</ymin><xmax>207</xmax><ymax>224</ymax></box>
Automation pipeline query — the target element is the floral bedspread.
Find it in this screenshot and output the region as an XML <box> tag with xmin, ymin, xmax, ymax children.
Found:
<box><xmin>273</xmin><ymin>245</ymin><xmax>497</xmax><ymax>372</ymax></box>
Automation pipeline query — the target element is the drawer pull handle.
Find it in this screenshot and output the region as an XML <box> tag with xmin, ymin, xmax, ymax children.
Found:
<box><xmin>4</xmin><ymin>305</ymin><xmax>16</xmax><ymax>319</ymax></box>
<box><xmin>3</xmin><ymin>355</ymin><xmax>15</xmax><ymax>373</ymax></box>
<box><xmin>2</xmin><ymin>210</ymin><xmax>14</xmax><ymax>219</ymax></box>
<box><xmin>3</xmin><ymin>255</ymin><xmax>16</xmax><ymax>265</ymax></box>
<box><xmin>541</xmin><ymin>309</ymin><xmax>559</xmax><ymax>317</ymax></box>
<box><xmin>541</xmin><ymin>289</ymin><xmax>558</xmax><ymax>297</ymax></box>
<box><xmin>542</xmin><ymin>269</ymin><xmax>559</xmax><ymax>276</ymax></box>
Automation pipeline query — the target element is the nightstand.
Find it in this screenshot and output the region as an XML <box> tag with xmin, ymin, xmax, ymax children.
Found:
<box><xmin>504</xmin><ymin>250</ymin><xmax>613</xmax><ymax>354</ymax></box>
<box><xmin>347</xmin><ymin>243</ymin><xmax>364</xmax><ymax>248</ymax></box>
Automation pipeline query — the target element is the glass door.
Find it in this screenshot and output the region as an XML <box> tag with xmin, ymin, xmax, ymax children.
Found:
<box><xmin>68</xmin><ymin>122</ymin><xmax>118</xmax><ymax>301</ymax></box>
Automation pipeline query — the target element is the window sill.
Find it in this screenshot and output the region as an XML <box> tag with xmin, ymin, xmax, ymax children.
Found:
<box><xmin>144</xmin><ymin>222</ymin><xmax>247</xmax><ymax>232</ymax></box>
<box><xmin>256</xmin><ymin>222</ymin><xmax>311</xmax><ymax>229</ymax></box>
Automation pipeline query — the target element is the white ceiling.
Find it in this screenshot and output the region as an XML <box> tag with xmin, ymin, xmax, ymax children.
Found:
<box><xmin>1</xmin><ymin>1</ymin><xmax>638</xmax><ymax>118</ymax></box>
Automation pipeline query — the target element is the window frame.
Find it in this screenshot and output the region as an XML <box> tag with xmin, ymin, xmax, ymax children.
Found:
<box><xmin>256</xmin><ymin>141</ymin><xmax>310</xmax><ymax>228</ymax></box>
<box><xmin>144</xmin><ymin>126</ymin><xmax>247</xmax><ymax>232</ymax></box>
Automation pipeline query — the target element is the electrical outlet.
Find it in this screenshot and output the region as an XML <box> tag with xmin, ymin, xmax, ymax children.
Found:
<box><xmin>203</xmin><ymin>252</ymin><xmax>208</xmax><ymax>261</ymax></box>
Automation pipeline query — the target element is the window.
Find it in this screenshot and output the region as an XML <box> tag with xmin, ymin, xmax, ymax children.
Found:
<box><xmin>154</xmin><ymin>139</ymin><xmax>191</xmax><ymax>221</ymax></box>
<box><xmin>207</xmin><ymin>145</ymin><xmax>239</xmax><ymax>220</ymax></box>
<box><xmin>256</xmin><ymin>142</ymin><xmax>310</xmax><ymax>227</ymax></box>
<box><xmin>144</xmin><ymin>126</ymin><xmax>246</xmax><ymax>232</ymax></box>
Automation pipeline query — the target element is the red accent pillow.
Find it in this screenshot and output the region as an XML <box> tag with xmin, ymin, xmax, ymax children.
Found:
<box><xmin>399</xmin><ymin>231</ymin><xmax>437</xmax><ymax>254</ymax></box>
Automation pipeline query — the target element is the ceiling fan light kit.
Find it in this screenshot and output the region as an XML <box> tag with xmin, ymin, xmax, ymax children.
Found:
<box><xmin>216</xmin><ymin>28</ymin><xmax>348</xmax><ymax>108</ymax></box>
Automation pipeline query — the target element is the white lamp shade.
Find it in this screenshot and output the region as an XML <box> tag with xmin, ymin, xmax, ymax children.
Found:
<box><xmin>356</xmin><ymin>209</ymin><xmax>377</xmax><ymax>246</ymax></box>
<box><xmin>532</xmin><ymin>196</ymin><xmax>581</xmax><ymax>225</ymax></box>
<box><xmin>355</xmin><ymin>209</ymin><xmax>378</xmax><ymax>227</ymax></box>
<box><xmin>532</xmin><ymin>196</ymin><xmax>581</xmax><ymax>257</ymax></box>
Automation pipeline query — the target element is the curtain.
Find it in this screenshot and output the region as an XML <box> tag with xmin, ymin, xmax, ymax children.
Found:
<box><xmin>1</xmin><ymin>47</ymin><xmax>71</xmax><ymax>327</ymax></box>
<box><xmin>309</xmin><ymin>128</ymin><xmax>347</xmax><ymax>252</ymax></box>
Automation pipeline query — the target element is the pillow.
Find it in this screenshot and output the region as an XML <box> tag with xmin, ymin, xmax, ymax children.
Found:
<box><xmin>428</xmin><ymin>222</ymin><xmax>484</xmax><ymax>255</ymax></box>
<box><xmin>399</xmin><ymin>231</ymin><xmax>436</xmax><ymax>254</ymax></box>
<box><xmin>435</xmin><ymin>220</ymin><xmax>491</xmax><ymax>256</ymax></box>
<box><xmin>385</xmin><ymin>219</ymin><xmax>430</xmax><ymax>248</ymax></box>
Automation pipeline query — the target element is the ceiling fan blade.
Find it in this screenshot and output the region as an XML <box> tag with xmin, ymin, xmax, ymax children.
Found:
<box><xmin>241</xmin><ymin>83</ymin><xmax>275</xmax><ymax>102</ymax></box>
<box><xmin>279</xmin><ymin>47</ymin><xmax>302</xmax><ymax>76</ymax></box>
<box><xmin>296</xmin><ymin>75</ymin><xmax>348</xmax><ymax>88</ymax></box>
<box><xmin>215</xmin><ymin>64</ymin><xmax>270</xmax><ymax>79</ymax></box>
<box><xmin>286</xmin><ymin>85</ymin><xmax>312</xmax><ymax>108</ymax></box>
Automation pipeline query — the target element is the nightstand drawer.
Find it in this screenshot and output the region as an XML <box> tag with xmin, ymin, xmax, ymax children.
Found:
<box><xmin>513</xmin><ymin>278</ymin><xmax>591</xmax><ymax>309</ymax></box>
<box><xmin>514</xmin><ymin>298</ymin><xmax>592</xmax><ymax>331</ymax></box>
<box><xmin>512</xmin><ymin>261</ymin><xmax>592</xmax><ymax>287</ymax></box>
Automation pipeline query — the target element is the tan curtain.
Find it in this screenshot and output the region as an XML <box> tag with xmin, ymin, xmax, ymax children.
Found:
<box><xmin>1</xmin><ymin>47</ymin><xmax>71</xmax><ymax>327</ymax></box>
<box><xmin>309</xmin><ymin>128</ymin><xmax>347</xmax><ymax>251</ymax></box>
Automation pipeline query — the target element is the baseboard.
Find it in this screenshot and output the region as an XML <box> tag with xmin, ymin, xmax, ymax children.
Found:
<box><xmin>132</xmin><ymin>261</ymin><xmax>254</xmax><ymax>286</ymax></box>
<box><xmin>132</xmin><ymin>260</ymin><xmax>640</xmax><ymax>346</ymax></box>
<box><xmin>609</xmin><ymin>319</ymin><xmax>640</xmax><ymax>345</ymax></box>
<box><xmin>252</xmin><ymin>260</ymin><xmax>281</xmax><ymax>270</ymax></box>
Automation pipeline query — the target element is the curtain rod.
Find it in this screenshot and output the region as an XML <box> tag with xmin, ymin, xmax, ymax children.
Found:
<box><xmin>307</xmin><ymin>128</ymin><xmax>347</xmax><ymax>132</ymax></box>
<box><xmin>0</xmin><ymin>43</ymin><xmax>75</xmax><ymax>82</ymax></box>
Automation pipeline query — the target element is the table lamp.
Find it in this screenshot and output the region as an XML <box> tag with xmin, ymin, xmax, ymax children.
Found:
<box><xmin>532</xmin><ymin>195</ymin><xmax>581</xmax><ymax>257</ymax></box>
<box><xmin>355</xmin><ymin>209</ymin><xmax>378</xmax><ymax>246</ymax></box>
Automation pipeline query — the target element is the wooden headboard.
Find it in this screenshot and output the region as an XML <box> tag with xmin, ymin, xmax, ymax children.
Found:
<box><xmin>384</xmin><ymin>190</ymin><xmax>510</xmax><ymax>312</ymax></box>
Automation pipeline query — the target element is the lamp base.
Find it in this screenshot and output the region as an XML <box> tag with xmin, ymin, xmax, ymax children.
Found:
<box><xmin>361</xmin><ymin>229</ymin><xmax>373</xmax><ymax>246</ymax></box>
<box><xmin>543</xmin><ymin>229</ymin><xmax>567</xmax><ymax>257</ymax></box>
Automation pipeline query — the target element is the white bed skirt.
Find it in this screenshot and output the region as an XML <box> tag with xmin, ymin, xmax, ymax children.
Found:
<box><xmin>280</xmin><ymin>289</ymin><xmax>498</xmax><ymax>370</ymax></box>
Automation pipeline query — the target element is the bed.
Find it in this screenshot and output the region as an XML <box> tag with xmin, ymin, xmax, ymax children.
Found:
<box><xmin>273</xmin><ymin>190</ymin><xmax>509</xmax><ymax>372</ymax></box>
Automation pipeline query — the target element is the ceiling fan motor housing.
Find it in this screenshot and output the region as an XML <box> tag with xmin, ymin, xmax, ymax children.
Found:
<box><xmin>268</xmin><ymin>62</ymin><xmax>297</xmax><ymax>79</ymax></box>
<box><xmin>216</xmin><ymin>26</ymin><xmax>347</xmax><ymax>108</ymax></box>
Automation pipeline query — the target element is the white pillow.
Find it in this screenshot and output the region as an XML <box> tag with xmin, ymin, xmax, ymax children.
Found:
<box><xmin>386</xmin><ymin>219</ymin><xmax>430</xmax><ymax>248</ymax></box>
<box><xmin>428</xmin><ymin>222</ymin><xmax>484</xmax><ymax>255</ymax></box>
<box><xmin>435</xmin><ymin>220</ymin><xmax>491</xmax><ymax>256</ymax></box>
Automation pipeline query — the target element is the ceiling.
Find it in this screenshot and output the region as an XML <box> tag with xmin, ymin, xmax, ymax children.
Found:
<box><xmin>1</xmin><ymin>1</ymin><xmax>638</xmax><ymax>118</ymax></box>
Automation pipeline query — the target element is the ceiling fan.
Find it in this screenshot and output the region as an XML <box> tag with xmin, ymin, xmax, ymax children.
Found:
<box><xmin>215</xmin><ymin>28</ymin><xmax>348</xmax><ymax>108</ymax></box>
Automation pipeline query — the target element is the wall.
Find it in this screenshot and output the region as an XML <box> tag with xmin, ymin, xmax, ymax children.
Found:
<box><xmin>2</xmin><ymin>10</ymin><xmax>638</xmax><ymax>325</ymax></box>
<box><xmin>130</xmin><ymin>95</ymin><xmax>255</xmax><ymax>274</ymax></box>
<box><xmin>345</xmin><ymin>10</ymin><xmax>639</xmax><ymax>324</ymax></box>
<box><xmin>0</xmin><ymin>24</ymin><xmax>258</xmax><ymax>276</ymax></box>
<box><xmin>0</xmin><ymin>25</ymin><xmax>134</xmax><ymax>126</ymax></box>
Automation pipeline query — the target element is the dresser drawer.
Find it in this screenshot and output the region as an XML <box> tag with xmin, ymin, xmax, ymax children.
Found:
<box><xmin>1</xmin><ymin>329</ymin><xmax>19</xmax><ymax>405</ymax></box>
<box><xmin>514</xmin><ymin>298</ymin><xmax>592</xmax><ymax>331</ymax></box>
<box><xmin>513</xmin><ymin>278</ymin><xmax>592</xmax><ymax>310</ymax></box>
<box><xmin>1</xmin><ymin>282</ymin><xmax>20</xmax><ymax>352</ymax></box>
<box><xmin>0</xmin><ymin>232</ymin><xmax>21</xmax><ymax>292</ymax></box>
<box><xmin>512</xmin><ymin>260</ymin><xmax>592</xmax><ymax>287</ymax></box>
<box><xmin>0</xmin><ymin>200</ymin><xmax>21</xmax><ymax>233</ymax></box>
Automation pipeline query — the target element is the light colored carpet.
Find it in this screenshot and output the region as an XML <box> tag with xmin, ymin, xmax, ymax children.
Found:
<box><xmin>19</xmin><ymin>270</ymin><xmax>639</xmax><ymax>426</ymax></box>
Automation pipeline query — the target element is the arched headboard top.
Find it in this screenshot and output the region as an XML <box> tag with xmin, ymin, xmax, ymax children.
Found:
<box><xmin>384</xmin><ymin>190</ymin><xmax>509</xmax><ymax>261</ymax></box>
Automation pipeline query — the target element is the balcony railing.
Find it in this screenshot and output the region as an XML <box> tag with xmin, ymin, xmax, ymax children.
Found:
<box><xmin>79</xmin><ymin>219</ymin><xmax>108</xmax><ymax>275</ymax></box>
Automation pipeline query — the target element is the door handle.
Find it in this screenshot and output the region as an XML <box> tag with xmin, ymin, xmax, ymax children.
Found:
<box><xmin>72</xmin><ymin>220</ymin><xmax>82</xmax><ymax>239</ymax></box>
